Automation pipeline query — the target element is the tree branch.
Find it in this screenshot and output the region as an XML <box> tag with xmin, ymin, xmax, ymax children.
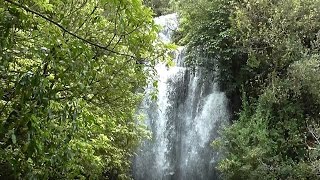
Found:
<box><xmin>4</xmin><ymin>0</ymin><xmax>136</xmax><ymax>59</ymax></box>
<box><xmin>74</xmin><ymin>5</ymin><xmax>98</xmax><ymax>33</ymax></box>
<box><xmin>308</xmin><ymin>127</ymin><xmax>320</xmax><ymax>145</ymax></box>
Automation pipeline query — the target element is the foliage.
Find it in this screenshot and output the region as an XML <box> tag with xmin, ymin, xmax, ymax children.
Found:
<box><xmin>178</xmin><ymin>0</ymin><xmax>320</xmax><ymax>179</ymax></box>
<box><xmin>215</xmin><ymin>75</ymin><xmax>320</xmax><ymax>179</ymax></box>
<box><xmin>143</xmin><ymin>0</ymin><xmax>174</xmax><ymax>16</ymax></box>
<box><xmin>176</xmin><ymin>0</ymin><xmax>247</xmax><ymax>118</ymax></box>
<box><xmin>0</xmin><ymin>0</ymin><xmax>163</xmax><ymax>179</ymax></box>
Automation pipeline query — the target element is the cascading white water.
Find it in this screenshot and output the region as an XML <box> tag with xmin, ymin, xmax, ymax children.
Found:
<box><xmin>133</xmin><ymin>13</ymin><xmax>229</xmax><ymax>180</ymax></box>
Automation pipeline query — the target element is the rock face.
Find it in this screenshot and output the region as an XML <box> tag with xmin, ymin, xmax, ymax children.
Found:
<box><xmin>133</xmin><ymin>13</ymin><xmax>230</xmax><ymax>180</ymax></box>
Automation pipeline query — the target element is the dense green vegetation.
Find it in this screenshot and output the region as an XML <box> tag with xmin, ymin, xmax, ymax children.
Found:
<box><xmin>0</xmin><ymin>0</ymin><xmax>165</xmax><ymax>179</ymax></box>
<box><xmin>2</xmin><ymin>0</ymin><xmax>320</xmax><ymax>179</ymax></box>
<box><xmin>176</xmin><ymin>0</ymin><xmax>320</xmax><ymax>179</ymax></box>
<box><xmin>143</xmin><ymin>0</ymin><xmax>173</xmax><ymax>16</ymax></box>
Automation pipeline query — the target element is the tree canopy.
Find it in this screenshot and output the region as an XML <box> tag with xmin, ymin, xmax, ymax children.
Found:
<box><xmin>176</xmin><ymin>0</ymin><xmax>320</xmax><ymax>179</ymax></box>
<box><xmin>0</xmin><ymin>0</ymin><xmax>164</xmax><ymax>179</ymax></box>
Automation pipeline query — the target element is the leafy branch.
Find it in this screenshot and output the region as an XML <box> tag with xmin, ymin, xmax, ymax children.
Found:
<box><xmin>4</xmin><ymin>0</ymin><xmax>137</xmax><ymax>59</ymax></box>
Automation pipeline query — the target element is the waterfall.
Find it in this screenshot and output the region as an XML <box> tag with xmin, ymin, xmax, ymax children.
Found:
<box><xmin>133</xmin><ymin>13</ymin><xmax>229</xmax><ymax>180</ymax></box>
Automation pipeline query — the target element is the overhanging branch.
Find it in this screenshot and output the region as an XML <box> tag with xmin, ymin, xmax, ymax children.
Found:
<box><xmin>4</xmin><ymin>0</ymin><xmax>136</xmax><ymax>59</ymax></box>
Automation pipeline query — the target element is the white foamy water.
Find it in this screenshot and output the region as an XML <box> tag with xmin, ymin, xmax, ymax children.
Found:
<box><xmin>133</xmin><ymin>13</ymin><xmax>229</xmax><ymax>180</ymax></box>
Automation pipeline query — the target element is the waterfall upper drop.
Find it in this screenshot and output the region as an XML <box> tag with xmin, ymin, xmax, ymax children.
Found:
<box><xmin>133</xmin><ymin>13</ymin><xmax>229</xmax><ymax>180</ymax></box>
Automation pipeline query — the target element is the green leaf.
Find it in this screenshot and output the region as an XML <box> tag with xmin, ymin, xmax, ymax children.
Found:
<box><xmin>12</xmin><ymin>133</ymin><xmax>17</xmax><ymax>144</ymax></box>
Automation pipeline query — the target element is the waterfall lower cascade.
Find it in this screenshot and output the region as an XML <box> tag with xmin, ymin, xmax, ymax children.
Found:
<box><xmin>133</xmin><ymin>13</ymin><xmax>230</xmax><ymax>180</ymax></box>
